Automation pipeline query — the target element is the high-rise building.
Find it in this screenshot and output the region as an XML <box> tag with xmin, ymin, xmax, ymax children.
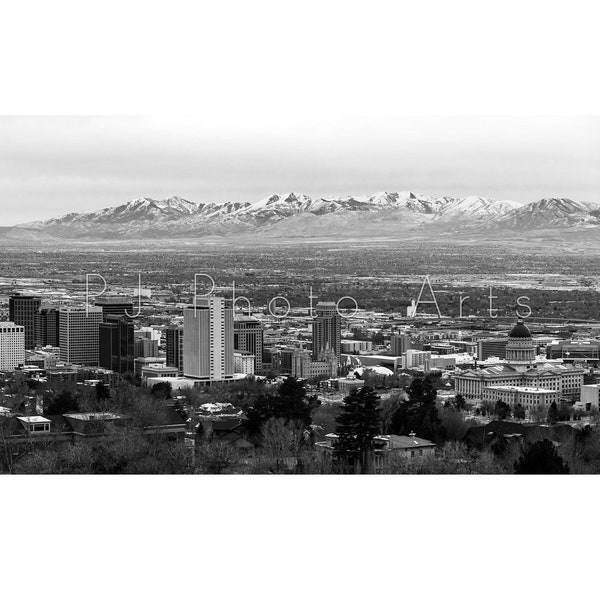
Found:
<box><xmin>99</xmin><ymin>314</ymin><xmax>134</xmax><ymax>373</ymax></box>
<box><xmin>58</xmin><ymin>307</ymin><xmax>103</xmax><ymax>365</ymax></box>
<box><xmin>36</xmin><ymin>306</ymin><xmax>60</xmax><ymax>347</ymax></box>
<box><xmin>0</xmin><ymin>321</ymin><xmax>25</xmax><ymax>370</ymax></box>
<box><xmin>183</xmin><ymin>297</ymin><xmax>234</xmax><ymax>383</ymax></box>
<box><xmin>234</xmin><ymin>351</ymin><xmax>255</xmax><ymax>375</ymax></box>
<box><xmin>311</xmin><ymin>301</ymin><xmax>341</xmax><ymax>361</ymax></box>
<box><xmin>391</xmin><ymin>333</ymin><xmax>411</xmax><ymax>356</ymax></box>
<box><xmin>134</xmin><ymin>336</ymin><xmax>159</xmax><ymax>358</ymax></box>
<box><xmin>94</xmin><ymin>296</ymin><xmax>134</xmax><ymax>319</ymax></box>
<box><xmin>405</xmin><ymin>349</ymin><xmax>432</xmax><ymax>369</ymax></box>
<box><xmin>233</xmin><ymin>315</ymin><xmax>264</xmax><ymax>374</ymax></box>
<box><xmin>165</xmin><ymin>325</ymin><xmax>184</xmax><ymax>374</ymax></box>
<box><xmin>9</xmin><ymin>295</ymin><xmax>41</xmax><ymax>350</ymax></box>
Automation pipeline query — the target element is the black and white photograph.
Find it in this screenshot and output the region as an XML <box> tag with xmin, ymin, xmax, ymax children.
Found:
<box><xmin>2</xmin><ymin>1</ymin><xmax>599</xmax><ymax>598</ymax></box>
<box><xmin>2</xmin><ymin>115</ymin><xmax>600</xmax><ymax>476</ymax></box>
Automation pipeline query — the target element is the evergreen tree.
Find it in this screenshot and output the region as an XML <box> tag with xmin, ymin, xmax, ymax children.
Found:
<box><xmin>494</xmin><ymin>400</ymin><xmax>511</xmax><ymax>420</ymax></box>
<box><xmin>151</xmin><ymin>380</ymin><xmax>172</xmax><ymax>400</ymax></box>
<box><xmin>514</xmin><ymin>439</ymin><xmax>569</xmax><ymax>474</ymax></box>
<box><xmin>547</xmin><ymin>401</ymin><xmax>559</xmax><ymax>424</ymax></box>
<box><xmin>245</xmin><ymin>377</ymin><xmax>320</xmax><ymax>436</ymax></box>
<box><xmin>95</xmin><ymin>382</ymin><xmax>111</xmax><ymax>401</ymax></box>
<box><xmin>43</xmin><ymin>388</ymin><xmax>79</xmax><ymax>415</ymax></box>
<box><xmin>388</xmin><ymin>377</ymin><xmax>446</xmax><ymax>443</ymax></box>
<box><xmin>334</xmin><ymin>386</ymin><xmax>381</xmax><ymax>473</ymax></box>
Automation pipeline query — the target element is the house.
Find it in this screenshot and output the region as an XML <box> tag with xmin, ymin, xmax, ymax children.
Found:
<box><xmin>372</xmin><ymin>433</ymin><xmax>437</xmax><ymax>460</ymax></box>
<box><xmin>316</xmin><ymin>431</ymin><xmax>437</xmax><ymax>472</ymax></box>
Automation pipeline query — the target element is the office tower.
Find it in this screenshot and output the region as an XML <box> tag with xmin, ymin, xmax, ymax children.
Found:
<box><xmin>166</xmin><ymin>325</ymin><xmax>184</xmax><ymax>374</ymax></box>
<box><xmin>94</xmin><ymin>296</ymin><xmax>134</xmax><ymax>318</ymax></box>
<box><xmin>405</xmin><ymin>349</ymin><xmax>432</xmax><ymax>368</ymax></box>
<box><xmin>99</xmin><ymin>314</ymin><xmax>134</xmax><ymax>373</ymax></box>
<box><xmin>280</xmin><ymin>348</ymin><xmax>295</xmax><ymax>375</ymax></box>
<box><xmin>233</xmin><ymin>351</ymin><xmax>255</xmax><ymax>375</ymax></box>
<box><xmin>391</xmin><ymin>333</ymin><xmax>411</xmax><ymax>355</ymax></box>
<box><xmin>9</xmin><ymin>295</ymin><xmax>41</xmax><ymax>350</ymax></box>
<box><xmin>37</xmin><ymin>306</ymin><xmax>60</xmax><ymax>347</ymax></box>
<box><xmin>183</xmin><ymin>297</ymin><xmax>234</xmax><ymax>382</ymax></box>
<box><xmin>58</xmin><ymin>307</ymin><xmax>103</xmax><ymax>365</ymax></box>
<box><xmin>134</xmin><ymin>336</ymin><xmax>159</xmax><ymax>358</ymax></box>
<box><xmin>262</xmin><ymin>347</ymin><xmax>281</xmax><ymax>373</ymax></box>
<box><xmin>477</xmin><ymin>338</ymin><xmax>508</xmax><ymax>360</ymax></box>
<box><xmin>233</xmin><ymin>315</ymin><xmax>264</xmax><ymax>374</ymax></box>
<box><xmin>311</xmin><ymin>301</ymin><xmax>341</xmax><ymax>361</ymax></box>
<box><xmin>0</xmin><ymin>322</ymin><xmax>25</xmax><ymax>370</ymax></box>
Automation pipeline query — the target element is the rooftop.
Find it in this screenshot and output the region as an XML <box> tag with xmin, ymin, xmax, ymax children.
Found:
<box><xmin>374</xmin><ymin>434</ymin><xmax>437</xmax><ymax>449</ymax></box>
<box><xmin>486</xmin><ymin>386</ymin><xmax>558</xmax><ymax>394</ymax></box>
<box><xmin>63</xmin><ymin>412</ymin><xmax>122</xmax><ymax>421</ymax></box>
<box><xmin>17</xmin><ymin>416</ymin><xmax>51</xmax><ymax>424</ymax></box>
<box><xmin>509</xmin><ymin>319</ymin><xmax>532</xmax><ymax>339</ymax></box>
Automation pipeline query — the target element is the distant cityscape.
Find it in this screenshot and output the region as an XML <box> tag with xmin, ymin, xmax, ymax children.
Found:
<box><xmin>1</xmin><ymin>257</ymin><xmax>599</xmax><ymax>474</ymax></box>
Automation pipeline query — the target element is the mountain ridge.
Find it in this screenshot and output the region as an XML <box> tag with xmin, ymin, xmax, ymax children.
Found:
<box><xmin>10</xmin><ymin>193</ymin><xmax>600</xmax><ymax>240</ymax></box>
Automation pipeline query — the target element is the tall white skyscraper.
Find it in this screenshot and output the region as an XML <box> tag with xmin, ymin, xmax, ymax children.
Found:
<box><xmin>59</xmin><ymin>307</ymin><xmax>103</xmax><ymax>365</ymax></box>
<box><xmin>0</xmin><ymin>322</ymin><xmax>25</xmax><ymax>371</ymax></box>
<box><xmin>183</xmin><ymin>297</ymin><xmax>234</xmax><ymax>382</ymax></box>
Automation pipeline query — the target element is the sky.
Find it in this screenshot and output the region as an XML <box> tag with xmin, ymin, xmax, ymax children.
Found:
<box><xmin>1</xmin><ymin>115</ymin><xmax>599</xmax><ymax>225</ymax></box>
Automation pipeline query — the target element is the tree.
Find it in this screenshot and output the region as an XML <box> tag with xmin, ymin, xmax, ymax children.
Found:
<box><xmin>514</xmin><ymin>439</ymin><xmax>569</xmax><ymax>474</ymax></box>
<box><xmin>530</xmin><ymin>403</ymin><xmax>547</xmax><ymax>423</ymax></box>
<box><xmin>15</xmin><ymin>430</ymin><xmax>194</xmax><ymax>474</ymax></box>
<box><xmin>311</xmin><ymin>403</ymin><xmax>341</xmax><ymax>436</ymax></box>
<box><xmin>151</xmin><ymin>380</ymin><xmax>172</xmax><ymax>400</ymax></box>
<box><xmin>244</xmin><ymin>377</ymin><xmax>319</xmax><ymax>436</ymax></box>
<box><xmin>494</xmin><ymin>400</ymin><xmax>511</xmax><ymax>420</ymax></box>
<box><xmin>380</xmin><ymin>391</ymin><xmax>406</xmax><ymax>433</ymax></box>
<box><xmin>96</xmin><ymin>382</ymin><xmax>111</xmax><ymax>401</ymax></box>
<box><xmin>547</xmin><ymin>401</ymin><xmax>559</xmax><ymax>424</ymax></box>
<box><xmin>43</xmin><ymin>388</ymin><xmax>79</xmax><ymax>415</ymax></box>
<box><xmin>439</xmin><ymin>407</ymin><xmax>479</xmax><ymax>442</ymax></box>
<box><xmin>513</xmin><ymin>404</ymin><xmax>526</xmax><ymax>420</ymax></box>
<box><xmin>386</xmin><ymin>441</ymin><xmax>504</xmax><ymax>474</ymax></box>
<box><xmin>195</xmin><ymin>440</ymin><xmax>238</xmax><ymax>474</ymax></box>
<box><xmin>454</xmin><ymin>393</ymin><xmax>467</xmax><ymax>411</ymax></box>
<box><xmin>172</xmin><ymin>399</ymin><xmax>188</xmax><ymax>421</ymax></box>
<box><xmin>557</xmin><ymin>403</ymin><xmax>573</xmax><ymax>422</ymax></box>
<box><xmin>388</xmin><ymin>377</ymin><xmax>446</xmax><ymax>443</ymax></box>
<box><xmin>334</xmin><ymin>386</ymin><xmax>381</xmax><ymax>473</ymax></box>
<box><xmin>259</xmin><ymin>417</ymin><xmax>305</xmax><ymax>472</ymax></box>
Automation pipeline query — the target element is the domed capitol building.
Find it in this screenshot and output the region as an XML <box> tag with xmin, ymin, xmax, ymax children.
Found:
<box><xmin>454</xmin><ymin>319</ymin><xmax>585</xmax><ymax>408</ymax></box>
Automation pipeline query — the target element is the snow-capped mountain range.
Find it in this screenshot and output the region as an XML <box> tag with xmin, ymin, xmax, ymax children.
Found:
<box><xmin>10</xmin><ymin>192</ymin><xmax>600</xmax><ymax>240</ymax></box>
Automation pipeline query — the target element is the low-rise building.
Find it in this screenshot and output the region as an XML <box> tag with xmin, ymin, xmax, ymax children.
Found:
<box><xmin>579</xmin><ymin>384</ymin><xmax>600</xmax><ymax>411</ymax></box>
<box><xmin>336</xmin><ymin>377</ymin><xmax>365</xmax><ymax>394</ymax></box>
<box><xmin>482</xmin><ymin>385</ymin><xmax>559</xmax><ymax>408</ymax></box>
<box><xmin>316</xmin><ymin>431</ymin><xmax>436</xmax><ymax>472</ymax></box>
<box><xmin>141</xmin><ymin>364</ymin><xmax>180</xmax><ymax>382</ymax></box>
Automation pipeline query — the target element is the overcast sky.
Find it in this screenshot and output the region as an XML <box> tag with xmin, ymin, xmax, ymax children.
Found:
<box><xmin>1</xmin><ymin>116</ymin><xmax>598</xmax><ymax>225</ymax></box>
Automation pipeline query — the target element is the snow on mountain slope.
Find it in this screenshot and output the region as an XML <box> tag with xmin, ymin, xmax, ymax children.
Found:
<box><xmin>495</xmin><ymin>198</ymin><xmax>600</xmax><ymax>229</ymax></box>
<box><xmin>435</xmin><ymin>196</ymin><xmax>521</xmax><ymax>220</ymax></box>
<box><xmin>17</xmin><ymin>193</ymin><xmax>599</xmax><ymax>239</ymax></box>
